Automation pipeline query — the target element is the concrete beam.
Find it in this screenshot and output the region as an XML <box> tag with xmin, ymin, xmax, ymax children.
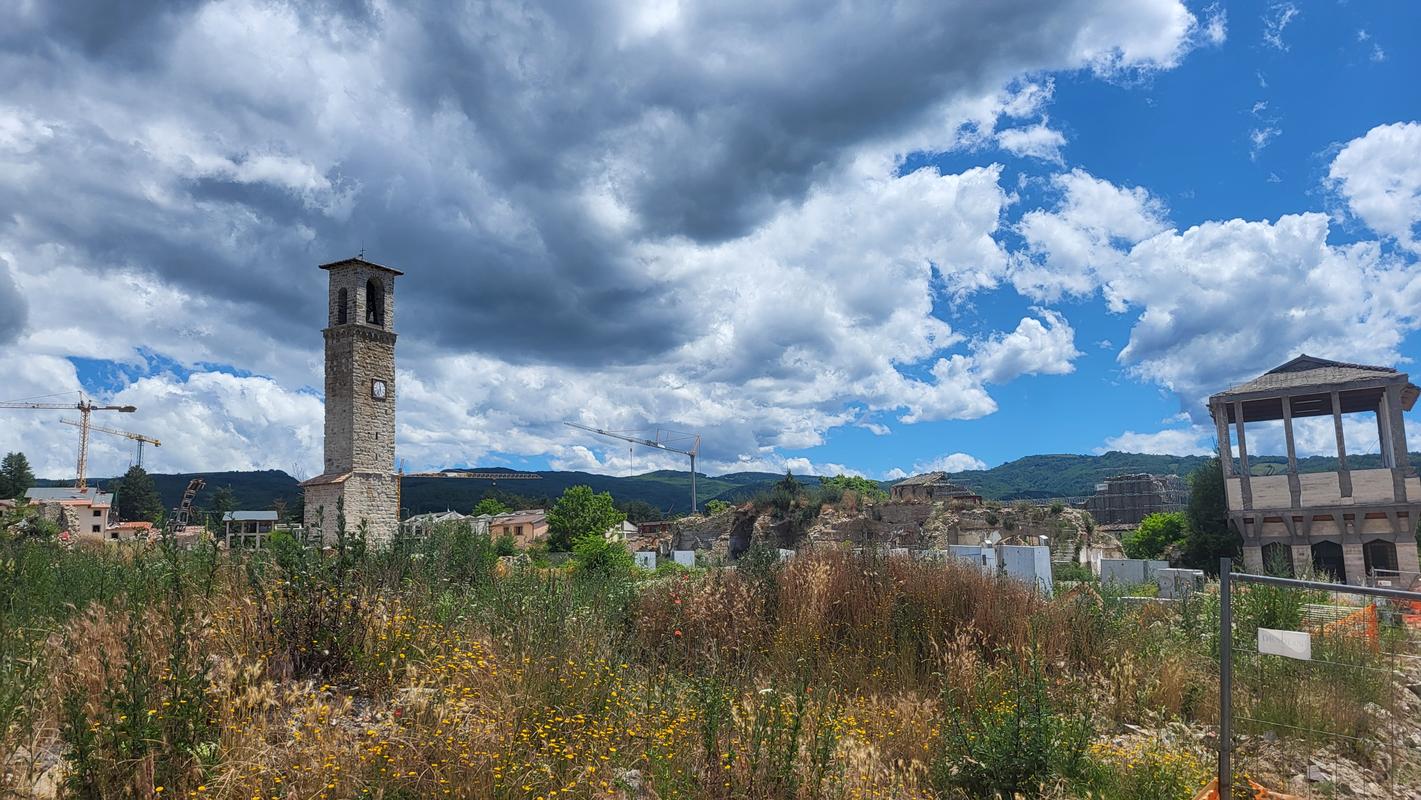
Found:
<box><xmin>1234</xmin><ymin>401</ymin><xmax>1252</xmax><ymax>510</ymax></box>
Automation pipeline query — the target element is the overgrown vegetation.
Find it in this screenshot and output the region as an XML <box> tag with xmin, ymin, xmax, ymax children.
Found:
<box><xmin>0</xmin><ymin>506</ymin><xmax>1409</xmax><ymax>799</ymax></box>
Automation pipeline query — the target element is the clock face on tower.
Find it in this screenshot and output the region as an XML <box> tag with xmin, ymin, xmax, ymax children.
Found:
<box><xmin>371</xmin><ymin>379</ymin><xmax>387</xmax><ymax>400</ymax></box>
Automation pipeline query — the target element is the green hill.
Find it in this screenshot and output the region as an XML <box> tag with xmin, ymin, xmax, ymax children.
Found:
<box><xmin>940</xmin><ymin>451</ymin><xmax>1418</xmax><ymax>500</ymax></box>
<box><xmin>39</xmin><ymin>450</ymin><xmax>1418</xmax><ymax>518</ymax></box>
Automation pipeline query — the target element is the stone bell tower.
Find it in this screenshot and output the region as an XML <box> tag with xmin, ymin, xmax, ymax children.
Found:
<box><xmin>302</xmin><ymin>256</ymin><xmax>403</xmax><ymax>545</ymax></box>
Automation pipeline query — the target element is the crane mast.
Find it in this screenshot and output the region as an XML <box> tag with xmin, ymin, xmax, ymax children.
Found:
<box><xmin>563</xmin><ymin>422</ymin><xmax>701</xmax><ymax>513</ymax></box>
<box><xmin>0</xmin><ymin>393</ymin><xmax>137</xmax><ymax>489</ymax></box>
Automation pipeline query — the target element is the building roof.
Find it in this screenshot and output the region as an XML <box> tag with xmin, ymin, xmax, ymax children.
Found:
<box><xmin>1210</xmin><ymin>354</ymin><xmax>1419</xmax><ymax>419</ymax></box>
<box><xmin>404</xmin><ymin>510</ymin><xmax>467</xmax><ymax>524</ymax></box>
<box><xmin>489</xmin><ymin>509</ymin><xmax>547</xmax><ymax>525</ymax></box>
<box><xmin>111</xmin><ymin>521</ymin><xmax>154</xmax><ymax>530</ymax></box>
<box><xmin>895</xmin><ymin>471</ymin><xmax>947</xmax><ymax>486</ymax></box>
<box><xmin>300</xmin><ymin>471</ymin><xmax>353</xmax><ymax>487</ymax></box>
<box><xmin>318</xmin><ymin>256</ymin><xmax>405</xmax><ymax>276</ymax></box>
<box><xmin>1214</xmin><ymin>355</ymin><xmax>1410</xmax><ymax>398</ymax></box>
<box><xmin>223</xmin><ymin>511</ymin><xmax>278</xmax><ymax>522</ymax></box>
<box><xmin>25</xmin><ymin>487</ymin><xmax>113</xmax><ymax>505</ymax></box>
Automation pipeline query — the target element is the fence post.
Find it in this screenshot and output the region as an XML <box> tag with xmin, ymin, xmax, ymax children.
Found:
<box><xmin>1219</xmin><ymin>557</ymin><xmax>1232</xmax><ymax>796</ymax></box>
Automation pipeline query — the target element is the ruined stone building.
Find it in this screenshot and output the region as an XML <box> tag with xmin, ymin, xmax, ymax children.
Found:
<box><xmin>1083</xmin><ymin>473</ymin><xmax>1189</xmax><ymax>526</ymax></box>
<box><xmin>889</xmin><ymin>472</ymin><xmax>983</xmax><ymax>504</ymax></box>
<box><xmin>1209</xmin><ymin>355</ymin><xmax>1421</xmax><ymax>584</ymax></box>
<box><xmin>302</xmin><ymin>257</ymin><xmax>402</xmax><ymax>545</ymax></box>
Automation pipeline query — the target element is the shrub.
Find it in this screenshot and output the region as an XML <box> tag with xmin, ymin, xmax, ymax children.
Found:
<box><xmin>1053</xmin><ymin>561</ymin><xmax>1094</xmax><ymax>583</ymax></box>
<box><xmin>1080</xmin><ymin>739</ymin><xmax>1209</xmax><ymax>800</ymax></box>
<box><xmin>704</xmin><ymin>499</ymin><xmax>731</xmax><ymax>515</ymax></box>
<box><xmin>1125</xmin><ymin>512</ymin><xmax>1188</xmax><ymax>560</ymax></box>
<box><xmin>820</xmin><ymin>475</ymin><xmax>889</xmax><ymax>503</ymax></box>
<box><xmin>932</xmin><ymin>654</ymin><xmax>1092</xmax><ymax>799</ymax></box>
<box><xmin>572</xmin><ymin>533</ymin><xmax>635</xmax><ymax>576</ymax></box>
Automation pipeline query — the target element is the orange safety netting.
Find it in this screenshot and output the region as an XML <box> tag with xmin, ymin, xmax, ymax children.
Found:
<box><xmin>1192</xmin><ymin>777</ymin><xmax>1301</xmax><ymax>800</ymax></box>
<box><xmin>1319</xmin><ymin>604</ymin><xmax>1379</xmax><ymax>652</ymax></box>
<box><xmin>1396</xmin><ymin>598</ymin><xmax>1421</xmax><ymax>628</ymax></box>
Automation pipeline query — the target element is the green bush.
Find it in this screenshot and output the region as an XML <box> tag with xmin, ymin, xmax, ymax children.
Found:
<box><xmin>932</xmin><ymin>655</ymin><xmax>1091</xmax><ymax>799</ymax></box>
<box><xmin>704</xmin><ymin>499</ymin><xmax>731</xmax><ymax>515</ymax></box>
<box><xmin>1053</xmin><ymin>562</ymin><xmax>1094</xmax><ymax>583</ymax></box>
<box><xmin>820</xmin><ymin>474</ymin><xmax>889</xmax><ymax>503</ymax></box>
<box><xmin>572</xmin><ymin>533</ymin><xmax>635</xmax><ymax>576</ymax></box>
<box><xmin>1124</xmin><ymin>511</ymin><xmax>1187</xmax><ymax>560</ymax></box>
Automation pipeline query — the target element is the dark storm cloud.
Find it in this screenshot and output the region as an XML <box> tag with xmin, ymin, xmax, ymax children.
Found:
<box><xmin>0</xmin><ymin>258</ymin><xmax>25</xmax><ymax>345</ymax></box>
<box><xmin>0</xmin><ymin>0</ymin><xmax>1193</xmax><ymax>366</ymax></box>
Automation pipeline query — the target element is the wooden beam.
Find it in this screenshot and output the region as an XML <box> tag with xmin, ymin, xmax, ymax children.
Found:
<box><xmin>1211</xmin><ymin>375</ymin><xmax>1401</xmax><ymax>409</ymax></box>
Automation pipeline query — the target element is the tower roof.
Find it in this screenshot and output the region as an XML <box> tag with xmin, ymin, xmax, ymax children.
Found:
<box><xmin>318</xmin><ymin>256</ymin><xmax>404</xmax><ymax>276</ymax></box>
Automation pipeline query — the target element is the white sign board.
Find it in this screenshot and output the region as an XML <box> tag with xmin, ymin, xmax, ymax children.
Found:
<box><xmin>634</xmin><ymin>551</ymin><xmax>657</xmax><ymax>570</ymax></box>
<box><xmin>672</xmin><ymin>550</ymin><xmax>696</xmax><ymax>568</ymax></box>
<box><xmin>1258</xmin><ymin>628</ymin><xmax>1312</xmax><ymax>661</ymax></box>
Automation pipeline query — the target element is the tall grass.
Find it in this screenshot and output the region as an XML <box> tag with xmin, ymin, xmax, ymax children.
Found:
<box><xmin>0</xmin><ymin>517</ymin><xmax>1405</xmax><ymax>799</ymax></box>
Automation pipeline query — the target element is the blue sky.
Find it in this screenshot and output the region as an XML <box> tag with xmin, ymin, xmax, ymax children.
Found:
<box><xmin>1</xmin><ymin>1</ymin><xmax>1418</xmax><ymax>481</ymax></box>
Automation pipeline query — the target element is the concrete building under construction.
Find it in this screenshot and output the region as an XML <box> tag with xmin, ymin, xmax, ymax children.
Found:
<box><xmin>1083</xmin><ymin>474</ymin><xmax>1190</xmax><ymax>526</ymax></box>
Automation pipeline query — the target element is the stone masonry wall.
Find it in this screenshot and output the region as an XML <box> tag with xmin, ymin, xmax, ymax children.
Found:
<box><xmin>302</xmin><ymin>473</ymin><xmax>400</xmax><ymax>546</ymax></box>
<box><xmin>672</xmin><ymin>501</ymin><xmax>1094</xmax><ymax>558</ymax></box>
<box><xmin>322</xmin><ymin>327</ymin><xmax>397</xmax><ymax>475</ymax></box>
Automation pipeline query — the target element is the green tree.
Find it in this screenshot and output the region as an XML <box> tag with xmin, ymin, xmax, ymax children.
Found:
<box><xmin>472</xmin><ymin>497</ymin><xmax>511</xmax><ymax>517</ymax></box>
<box><xmin>705</xmin><ymin>499</ymin><xmax>732</xmax><ymax>515</ymax></box>
<box><xmin>547</xmin><ymin>485</ymin><xmax>625</xmax><ymax>551</ymax></box>
<box><xmin>619</xmin><ymin>499</ymin><xmax>664</xmax><ymax>523</ymax></box>
<box><xmin>820</xmin><ymin>474</ymin><xmax>889</xmax><ymax>502</ymax></box>
<box><xmin>1179</xmin><ymin>456</ymin><xmax>1239</xmax><ymax>573</ymax></box>
<box><xmin>209</xmin><ymin>485</ymin><xmax>237</xmax><ymax>518</ymax></box>
<box><xmin>1123</xmin><ymin>511</ymin><xmax>1187</xmax><ymax>560</ymax></box>
<box><xmin>0</xmin><ymin>452</ymin><xmax>35</xmax><ymax>500</ymax></box>
<box><xmin>114</xmin><ymin>465</ymin><xmax>164</xmax><ymax>523</ymax></box>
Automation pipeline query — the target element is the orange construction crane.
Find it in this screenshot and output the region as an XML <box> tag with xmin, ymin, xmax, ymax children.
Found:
<box><xmin>61</xmin><ymin>418</ymin><xmax>161</xmax><ymax>469</ymax></box>
<box><xmin>0</xmin><ymin>392</ymin><xmax>137</xmax><ymax>489</ymax></box>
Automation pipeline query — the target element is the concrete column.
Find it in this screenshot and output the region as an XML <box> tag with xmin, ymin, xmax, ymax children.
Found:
<box><xmin>1332</xmin><ymin>391</ymin><xmax>1352</xmax><ymax>498</ymax></box>
<box><xmin>1396</xmin><ymin>539</ymin><xmax>1421</xmax><ymax>584</ymax></box>
<box><xmin>1290</xmin><ymin>544</ymin><xmax>1312</xmax><ymax>578</ymax></box>
<box><xmin>1377</xmin><ymin>391</ymin><xmax>1394</xmax><ymax>467</ymax></box>
<box><xmin>1282</xmin><ymin>395</ymin><xmax>1301</xmax><ymax>507</ymax></box>
<box><xmin>1213</xmin><ymin>402</ymin><xmax>1233</xmax><ymax>478</ymax></box>
<box><xmin>1387</xmin><ymin>383</ymin><xmax>1410</xmax><ymax>501</ymax></box>
<box><xmin>1234</xmin><ymin>401</ymin><xmax>1252</xmax><ymax>509</ymax></box>
<box><xmin>1342</xmin><ymin>542</ymin><xmax>1366</xmax><ymax>586</ymax></box>
<box><xmin>1242</xmin><ymin>545</ymin><xmax>1264</xmax><ymax>573</ymax></box>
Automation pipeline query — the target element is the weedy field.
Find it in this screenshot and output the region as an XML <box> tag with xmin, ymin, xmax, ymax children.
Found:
<box><xmin>0</xmin><ymin>516</ymin><xmax>1414</xmax><ymax>799</ymax></box>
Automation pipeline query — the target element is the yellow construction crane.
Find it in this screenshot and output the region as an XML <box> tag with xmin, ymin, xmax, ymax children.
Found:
<box><xmin>396</xmin><ymin>464</ymin><xmax>541</xmax><ymax>517</ymax></box>
<box><xmin>0</xmin><ymin>392</ymin><xmax>137</xmax><ymax>489</ymax></box>
<box><xmin>564</xmin><ymin>422</ymin><xmax>701</xmax><ymax>513</ymax></box>
<box><xmin>60</xmin><ymin>418</ymin><xmax>161</xmax><ymax>469</ymax></box>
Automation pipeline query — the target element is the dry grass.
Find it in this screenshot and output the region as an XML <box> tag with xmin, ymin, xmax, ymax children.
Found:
<box><xmin>1</xmin><ymin>530</ymin><xmax>1408</xmax><ymax>800</ymax></box>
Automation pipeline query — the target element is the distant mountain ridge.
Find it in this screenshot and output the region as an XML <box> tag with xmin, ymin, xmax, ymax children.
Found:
<box><xmin>37</xmin><ymin>451</ymin><xmax>1419</xmax><ymax>515</ymax></box>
